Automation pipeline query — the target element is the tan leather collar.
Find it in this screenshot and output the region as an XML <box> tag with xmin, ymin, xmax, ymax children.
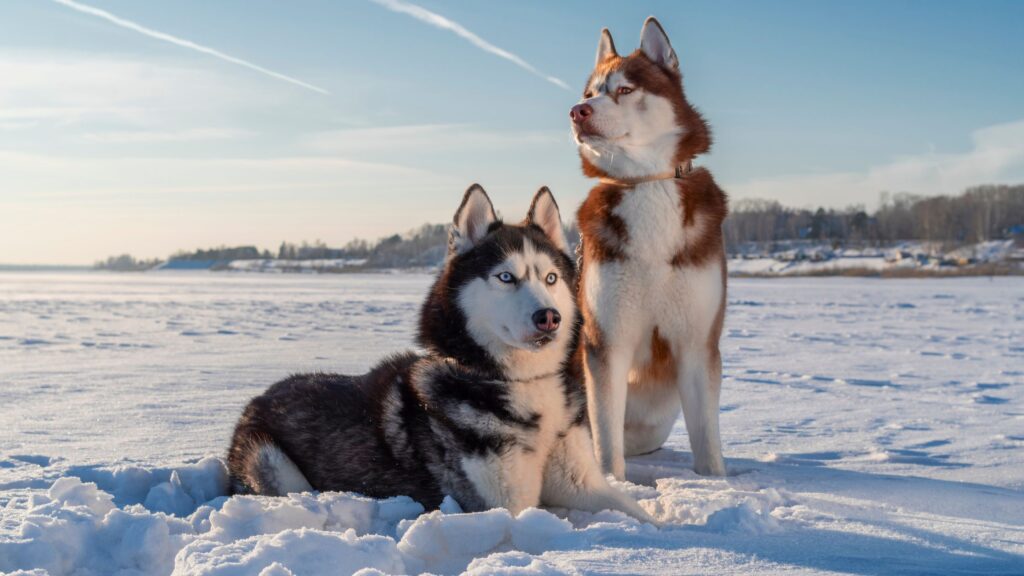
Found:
<box><xmin>598</xmin><ymin>160</ymin><xmax>693</xmax><ymax>187</ymax></box>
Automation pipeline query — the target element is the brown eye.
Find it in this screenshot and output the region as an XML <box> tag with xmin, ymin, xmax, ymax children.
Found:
<box><xmin>584</xmin><ymin>91</ymin><xmax>594</xmax><ymax>99</ymax></box>
<box><xmin>617</xmin><ymin>86</ymin><xmax>634</xmax><ymax>96</ymax></box>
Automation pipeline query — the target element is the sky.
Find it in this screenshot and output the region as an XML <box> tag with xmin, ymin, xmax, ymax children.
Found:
<box><xmin>1</xmin><ymin>0</ymin><xmax>1023</xmax><ymax>265</ymax></box>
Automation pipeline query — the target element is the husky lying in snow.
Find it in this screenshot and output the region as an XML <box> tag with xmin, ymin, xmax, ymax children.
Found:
<box><xmin>569</xmin><ymin>17</ymin><xmax>729</xmax><ymax>479</ymax></box>
<box><xmin>228</xmin><ymin>185</ymin><xmax>651</xmax><ymax>522</ymax></box>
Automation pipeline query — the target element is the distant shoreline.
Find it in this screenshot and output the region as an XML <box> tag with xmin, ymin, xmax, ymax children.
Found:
<box><xmin>0</xmin><ymin>264</ymin><xmax>92</xmax><ymax>272</ymax></box>
<box><xmin>730</xmin><ymin>263</ymin><xmax>1024</xmax><ymax>279</ymax></box>
<box><xmin>3</xmin><ymin>264</ymin><xmax>1021</xmax><ymax>279</ymax></box>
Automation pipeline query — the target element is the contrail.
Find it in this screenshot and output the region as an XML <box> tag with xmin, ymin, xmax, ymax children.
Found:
<box><xmin>51</xmin><ymin>0</ymin><xmax>329</xmax><ymax>95</ymax></box>
<box><xmin>370</xmin><ymin>0</ymin><xmax>570</xmax><ymax>91</ymax></box>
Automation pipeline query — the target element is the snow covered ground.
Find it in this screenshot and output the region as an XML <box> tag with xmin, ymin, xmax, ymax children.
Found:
<box><xmin>1</xmin><ymin>271</ymin><xmax>1022</xmax><ymax>575</ymax></box>
<box><xmin>728</xmin><ymin>239</ymin><xmax>1023</xmax><ymax>276</ymax></box>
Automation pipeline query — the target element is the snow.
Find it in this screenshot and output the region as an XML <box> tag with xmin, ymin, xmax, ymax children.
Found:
<box><xmin>225</xmin><ymin>259</ymin><xmax>368</xmax><ymax>273</ymax></box>
<box><xmin>728</xmin><ymin>239</ymin><xmax>1022</xmax><ymax>276</ymax></box>
<box><xmin>1</xmin><ymin>271</ymin><xmax>1022</xmax><ymax>575</ymax></box>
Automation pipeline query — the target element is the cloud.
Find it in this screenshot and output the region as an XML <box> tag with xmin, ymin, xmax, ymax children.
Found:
<box><xmin>0</xmin><ymin>50</ymin><xmax>347</xmax><ymax>156</ymax></box>
<box><xmin>0</xmin><ymin>52</ymin><xmax>263</xmax><ymax>131</ymax></box>
<box><xmin>0</xmin><ymin>151</ymin><xmax>440</xmax><ymax>200</ymax></box>
<box><xmin>82</xmin><ymin>128</ymin><xmax>253</xmax><ymax>143</ymax></box>
<box><xmin>369</xmin><ymin>0</ymin><xmax>570</xmax><ymax>91</ymax></box>
<box><xmin>303</xmin><ymin>123</ymin><xmax>568</xmax><ymax>154</ymax></box>
<box><xmin>726</xmin><ymin>119</ymin><xmax>1024</xmax><ymax>208</ymax></box>
<box><xmin>50</xmin><ymin>0</ymin><xmax>329</xmax><ymax>95</ymax></box>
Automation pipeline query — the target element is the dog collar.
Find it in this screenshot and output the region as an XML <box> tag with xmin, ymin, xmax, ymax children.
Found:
<box><xmin>598</xmin><ymin>160</ymin><xmax>693</xmax><ymax>187</ymax></box>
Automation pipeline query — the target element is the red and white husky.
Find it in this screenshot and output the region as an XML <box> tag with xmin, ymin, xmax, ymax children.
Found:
<box><xmin>569</xmin><ymin>17</ymin><xmax>728</xmax><ymax>478</ymax></box>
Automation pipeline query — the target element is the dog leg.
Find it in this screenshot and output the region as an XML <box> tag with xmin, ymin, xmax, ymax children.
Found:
<box><xmin>461</xmin><ymin>452</ymin><xmax>542</xmax><ymax>516</ymax></box>
<box><xmin>584</xmin><ymin>344</ymin><xmax>632</xmax><ymax>480</ymax></box>
<box><xmin>541</xmin><ymin>425</ymin><xmax>655</xmax><ymax>524</ymax></box>
<box><xmin>676</xmin><ymin>350</ymin><xmax>726</xmax><ymax>476</ymax></box>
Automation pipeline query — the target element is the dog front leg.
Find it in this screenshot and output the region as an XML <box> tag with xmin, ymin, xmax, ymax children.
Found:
<box><xmin>584</xmin><ymin>341</ymin><xmax>632</xmax><ymax>480</ymax></box>
<box><xmin>460</xmin><ymin>451</ymin><xmax>542</xmax><ymax>515</ymax></box>
<box><xmin>541</xmin><ymin>425</ymin><xmax>655</xmax><ymax>524</ymax></box>
<box><xmin>677</xmin><ymin>349</ymin><xmax>726</xmax><ymax>476</ymax></box>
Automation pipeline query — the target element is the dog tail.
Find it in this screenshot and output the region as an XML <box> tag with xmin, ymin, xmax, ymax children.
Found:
<box><xmin>227</xmin><ymin>433</ymin><xmax>312</xmax><ymax>496</ymax></box>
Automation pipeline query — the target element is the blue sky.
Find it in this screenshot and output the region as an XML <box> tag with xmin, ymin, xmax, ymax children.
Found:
<box><xmin>2</xmin><ymin>0</ymin><xmax>1023</xmax><ymax>264</ymax></box>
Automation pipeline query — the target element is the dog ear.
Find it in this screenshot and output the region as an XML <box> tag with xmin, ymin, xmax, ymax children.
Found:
<box><xmin>450</xmin><ymin>184</ymin><xmax>497</xmax><ymax>255</ymax></box>
<box><xmin>596</xmin><ymin>28</ymin><xmax>618</xmax><ymax>66</ymax></box>
<box><xmin>527</xmin><ymin>186</ymin><xmax>570</xmax><ymax>255</ymax></box>
<box><xmin>639</xmin><ymin>17</ymin><xmax>678</xmax><ymax>71</ymax></box>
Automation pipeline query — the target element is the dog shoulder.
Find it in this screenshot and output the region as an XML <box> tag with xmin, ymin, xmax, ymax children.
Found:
<box><xmin>669</xmin><ymin>168</ymin><xmax>728</xmax><ymax>269</ymax></box>
<box><xmin>679</xmin><ymin>167</ymin><xmax>728</xmax><ymax>224</ymax></box>
<box><xmin>577</xmin><ymin>183</ymin><xmax>630</xmax><ymax>263</ymax></box>
<box><xmin>413</xmin><ymin>359</ymin><xmax>540</xmax><ymax>448</ymax></box>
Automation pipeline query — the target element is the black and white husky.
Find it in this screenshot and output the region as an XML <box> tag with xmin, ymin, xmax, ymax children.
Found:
<box><xmin>227</xmin><ymin>185</ymin><xmax>651</xmax><ymax>521</ymax></box>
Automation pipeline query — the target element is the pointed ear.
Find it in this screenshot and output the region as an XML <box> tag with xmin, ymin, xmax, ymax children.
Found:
<box><xmin>450</xmin><ymin>184</ymin><xmax>497</xmax><ymax>255</ymax></box>
<box><xmin>639</xmin><ymin>17</ymin><xmax>678</xmax><ymax>71</ymax></box>
<box><xmin>595</xmin><ymin>28</ymin><xmax>618</xmax><ymax>66</ymax></box>
<box><xmin>527</xmin><ymin>186</ymin><xmax>570</xmax><ymax>255</ymax></box>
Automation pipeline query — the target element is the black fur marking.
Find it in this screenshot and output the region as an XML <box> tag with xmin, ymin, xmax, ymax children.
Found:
<box><xmin>227</xmin><ymin>218</ymin><xmax>585</xmax><ymax>514</ymax></box>
<box><xmin>419</xmin><ymin>223</ymin><xmax>575</xmax><ymax>372</ymax></box>
<box><xmin>429</xmin><ymin>368</ymin><xmax>541</xmax><ymax>430</ymax></box>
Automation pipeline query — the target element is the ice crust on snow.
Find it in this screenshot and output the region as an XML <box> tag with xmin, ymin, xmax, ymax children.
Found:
<box><xmin>1</xmin><ymin>273</ymin><xmax>1023</xmax><ymax>574</ymax></box>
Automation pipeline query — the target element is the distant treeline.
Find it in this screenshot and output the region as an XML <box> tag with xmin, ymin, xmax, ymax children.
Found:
<box><xmin>169</xmin><ymin>246</ymin><xmax>271</xmax><ymax>261</ymax></box>
<box><xmin>96</xmin><ymin>184</ymin><xmax>1022</xmax><ymax>271</ymax></box>
<box><xmin>170</xmin><ymin>226</ymin><xmax>449</xmax><ymax>267</ymax></box>
<box><xmin>94</xmin><ymin>254</ymin><xmax>163</xmax><ymax>271</ymax></box>
<box><xmin>96</xmin><ymin>225</ymin><xmax>453</xmax><ymax>271</ymax></box>
<box><xmin>725</xmin><ymin>184</ymin><xmax>1024</xmax><ymax>249</ymax></box>
<box><xmin>262</xmin><ymin>225</ymin><xmax>451</xmax><ymax>268</ymax></box>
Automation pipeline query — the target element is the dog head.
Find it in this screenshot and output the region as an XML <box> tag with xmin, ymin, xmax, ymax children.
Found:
<box><xmin>418</xmin><ymin>185</ymin><xmax>578</xmax><ymax>379</ymax></box>
<box><xmin>570</xmin><ymin>17</ymin><xmax>711</xmax><ymax>180</ymax></box>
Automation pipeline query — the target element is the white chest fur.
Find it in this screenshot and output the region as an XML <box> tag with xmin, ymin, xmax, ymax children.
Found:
<box><xmin>459</xmin><ymin>374</ymin><xmax>572</xmax><ymax>513</ymax></box>
<box><xmin>583</xmin><ymin>180</ymin><xmax>724</xmax><ymax>346</ymax></box>
<box><xmin>508</xmin><ymin>375</ymin><xmax>571</xmax><ymax>449</ymax></box>
<box><xmin>613</xmin><ymin>180</ymin><xmax>686</xmax><ymax>262</ymax></box>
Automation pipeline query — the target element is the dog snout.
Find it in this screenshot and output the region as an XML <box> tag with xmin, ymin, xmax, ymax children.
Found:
<box><xmin>570</xmin><ymin>103</ymin><xmax>593</xmax><ymax>124</ymax></box>
<box><xmin>532</xmin><ymin>308</ymin><xmax>561</xmax><ymax>333</ymax></box>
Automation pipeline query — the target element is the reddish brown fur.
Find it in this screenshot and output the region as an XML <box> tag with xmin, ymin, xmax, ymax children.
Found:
<box><xmin>576</xmin><ymin>183</ymin><xmax>628</xmax><ymax>263</ymax></box>
<box><xmin>575</xmin><ymin>38</ymin><xmax>728</xmax><ymax>391</ymax></box>
<box><xmin>580</xmin><ymin>51</ymin><xmax>712</xmax><ymax>180</ymax></box>
<box><xmin>634</xmin><ymin>327</ymin><xmax>677</xmax><ymax>386</ymax></box>
<box><xmin>670</xmin><ymin>168</ymin><xmax>729</xmax><ymax>268</ymax></box>
<box><xmin>576</xmin><ymin>171</ymin><xmax>729</xmax><ymax>300</ymax></box>
<box><xmin>706</xmin><ymin>254</ymin><xmax>727</xmax><ymax>393</ymax></box>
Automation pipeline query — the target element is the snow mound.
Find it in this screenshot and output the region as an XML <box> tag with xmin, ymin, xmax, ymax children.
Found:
<box><xmin>4</xmin><ymin>455</ymin><xmax>800</xmax><ymax>575</ymax></box>
<box><xmin>2</xmin><ymin>460</ymin><xmax>663</xmax><ymax>575</ymax></box>
<box><xmin>0</xmin><ymin>477</ymin><xmax>188</xmax><ymax>575</ymax></box>
<box><xmin>464</xmin><ymin>552</ymin><xmax>578</xmax><ymax>575</ymax></box>
<box><xmin>703</xmin><ymin>501</ymin><xmax>781</xmax><ymax>534</ymax></box>
<box><xmin>0</xmin><ymin>470</ymin><xmax>427</xmax><ymax>576</ymax></box>
<box><xmin>176</xmin><ymin>528</ymin><xmax>406</xmax><ymax>576</ymax></box>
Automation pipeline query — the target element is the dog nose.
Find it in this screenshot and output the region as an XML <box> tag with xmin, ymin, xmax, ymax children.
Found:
<box><xmin>532</xmin><ymin>308</ymin><xmax>561</xmax><ymax>333</ymax></box>
<box><xmin>570</xmin><ymin>103</ymin><xmax>593</xmax><ymax>124</ymax></box>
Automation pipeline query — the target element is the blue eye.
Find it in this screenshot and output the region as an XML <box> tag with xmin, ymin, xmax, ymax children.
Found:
<box><xmin>545</xmin><ymin>273</ymin><xmax>558</xmax><ymax>285</ymax></box>
<box><xmin>496</xmin><ymin>272</ymin><xmax>515</xmax><ymax>284</ymax></box>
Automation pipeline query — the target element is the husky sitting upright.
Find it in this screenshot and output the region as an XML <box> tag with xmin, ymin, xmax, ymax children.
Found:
<box><xmin>569</xmin><ymin>18</ymin><xmax>729</xmax><ymax>479</ymax></box>
<box><xmin>227</xmin><ymin>185</ymin><xmax>650</xmax><ymax>521</ymax></box>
